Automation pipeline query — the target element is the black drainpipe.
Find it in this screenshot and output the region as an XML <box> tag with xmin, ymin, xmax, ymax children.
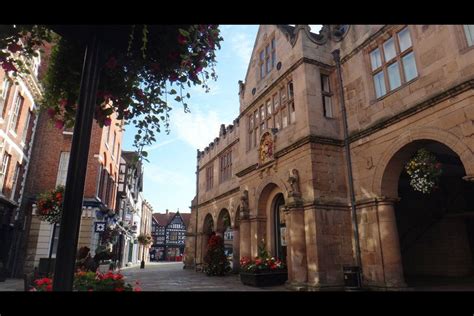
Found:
<box><xmin>194</xmin><ymin>150</ymin><xmax>199</xmax><ymax>270</ymax></box>
<box><xmin>332</xmin><ymin>49</ymin><xmax>363</xmax><ymax>286</ymax></box>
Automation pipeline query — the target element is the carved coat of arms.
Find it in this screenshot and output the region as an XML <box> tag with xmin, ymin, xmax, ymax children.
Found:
<box><xmin>259</xmin><ymin>132</ymin><xmax>274</xmax><ymax>164</ymax></box>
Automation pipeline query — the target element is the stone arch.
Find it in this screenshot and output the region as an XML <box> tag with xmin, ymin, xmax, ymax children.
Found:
<box><xmin>372</xmin><ymin>127</ymin><xmax>474</xmax><ymax>198</ymax></box>
<box><xmin>255</xmin><ymin>176</ymin><xmax>289</xmax><ymax>216</ymax></box>
<box><xmin>216</xmin><ymin>208</ymin><xmax>231</xmax><ymax>235</ymax></box>
<box><xmin>202</xmin><ymin>212</ymin><xmax>214</xmax><ymax>234</ymax></box>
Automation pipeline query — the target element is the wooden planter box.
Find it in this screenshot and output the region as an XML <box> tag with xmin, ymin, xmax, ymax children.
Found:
<box><xmin>240</xmin><ymin>270</ymin><xmax>288</xmax><ymax>287</ymax></box>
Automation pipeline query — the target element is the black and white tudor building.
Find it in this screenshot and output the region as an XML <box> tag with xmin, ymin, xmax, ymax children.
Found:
<box><xmin>151</xmin><ymin>210</ymin><xmax>190</xmax><ymax>261</ymax></box>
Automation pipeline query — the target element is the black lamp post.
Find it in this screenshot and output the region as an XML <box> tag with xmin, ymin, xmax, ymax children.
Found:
<box><xmin>51</xmin><ymin>28</ymin><xmax>102</xmax><ymax>291</ymax></box>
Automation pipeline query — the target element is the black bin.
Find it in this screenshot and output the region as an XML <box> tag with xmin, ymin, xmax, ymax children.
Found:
<box><xmin>343</xmin><ymin>266</ymin><xmax>361</xmax><ymax>290</ymax></box>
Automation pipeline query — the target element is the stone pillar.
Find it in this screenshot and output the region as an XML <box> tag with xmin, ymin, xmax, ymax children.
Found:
<box><xmin>250</xmin><ymin>216</ymin><xmax>266</xmax><ymax>257</ymax></box>
<box><xmin>232</xmin><ymin>227</ymin><xmax>240</xmax><ymax>272</ymax></box>
<box><xmin>377</xmin><ymin>199</ymin><xmax>406</xmax><ymax>288</ymax></box>
<box><xmin>287</xmin><ymin>197</ymin><xmax>307</xmax><ymax>287</ymax></box>
<box><xmin>239</xmin><ymin>218</ymin><xmax>251</xmax><ymax>259</ymax></box>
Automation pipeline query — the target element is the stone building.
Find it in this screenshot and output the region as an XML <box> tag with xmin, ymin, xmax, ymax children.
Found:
<box><xmin>138</xmin><ymin>199</ymin><xmax>153</xmax><ymax>264</ymax></box>
<box><xmin>184</xmin><ymin>25</ymin><xmax>474</xmax><ymax>290</ymax></box>
<box><xmin>0</xmin><ymin>46</ymin><xmax>44</xmax><ymax>277</ymax></box>
<box><xmin>17</xmin><ymin>104</ymin><xmax>124</xmax><ymax>275</ymax></box>
<box><xmin>115</xmin><ymin>151</ymin><xmax>143</xmax><ymax>267</ymax></box>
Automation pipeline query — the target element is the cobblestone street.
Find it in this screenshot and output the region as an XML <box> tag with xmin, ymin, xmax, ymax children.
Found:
<box><xmin>121</xmin><ymin>262</ymin><xmax>288</xmax><ymax>291</ymax></box>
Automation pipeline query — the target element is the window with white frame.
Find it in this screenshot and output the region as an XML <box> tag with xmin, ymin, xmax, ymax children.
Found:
<box><xmin>21</xmin><ymin>110</ymin><xmax>31</xmax><ymax>144</ymax></box>
<box><xmin>56</xmin><ymin>151</ymin><xmax>70</xmax><ymax>187</ymax></box>
<box><xmin>10</xmin><ymin>163</ymin><xmax>20</xmax><ymax>201</ymax></box>
<box><xmin>464</xmin><ymin>25</ymin><xmax>474</xmax><ymax>47</ymax></box>
<box><xmin>0</xmin><ymin>153</ymin><xmax>11</xmax><ymax>194</ymax></box>
<box><xmin>0</xmin><ymin>79</ymin><xmax>10</xmax><ymax>117</ymax></box>
<box><xmin>321</xmin><ymin>74</ymin><xmax>333</xmax><ymax>118</ymax></box>
<box><xmin>369</xmin><ymin>27</ymin><xmax>418</xmax><ymax>99</ymax></box>
<box><xmin>9</xmin><ymin>94</ymin><xmax>24</xmax><ymax>132</ymax></box>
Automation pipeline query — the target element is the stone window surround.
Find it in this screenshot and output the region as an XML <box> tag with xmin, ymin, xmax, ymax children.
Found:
<box><xmin>258</xmin><ymin>35</ymin><xmax>276</xmax><ymax>80</ymax></box>
<box><xmin>368</xmin><ymin>25</ymin><xmax>418</xmax><ymax>101</ymax></box>
<box><xmin>219</xmin><ymin>149</ymin><xmax>232</xmax><ymax>183</ymax></box>
<box><xmin>205</xmin><ymin>163</ymin><xmax>214</xmax><ymax>192</ymax></box>
<box><xmin>247</xmin><ymin>80</ymin><xmax>295</xmax><ymax>151</ymax></box>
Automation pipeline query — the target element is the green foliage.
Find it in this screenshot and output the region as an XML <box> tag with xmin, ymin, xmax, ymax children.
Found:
<box><xmin>203</xmin><ymin>233</ymin><xmax>231</xmax><ymax>276</ymax></box>
<box><xmin>0</xmin><ymin>25</ymin><xmax>223</xmax><ymax>162</ymax></box>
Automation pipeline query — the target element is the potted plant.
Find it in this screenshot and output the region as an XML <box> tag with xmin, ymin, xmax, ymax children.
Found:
<box><xmin>203</xmin><ymin>232</ymin><xmax>231</xmax><ymax>276</ymax></box>
<box><xmin>239</xmin><ymin>240</ymin><xmax>287</xmax><ymax>287</ymax></box>
<box><xmin>137</xmin><ymin>233</ymin><xmax>153</xmax><ymax>269</ymax></box>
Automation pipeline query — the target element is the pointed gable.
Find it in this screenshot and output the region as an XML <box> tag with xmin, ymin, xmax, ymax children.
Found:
<box><xmin>240</xmin><ymin>25</ymin><xmax>301</xmax><ymax>113</ymax></box>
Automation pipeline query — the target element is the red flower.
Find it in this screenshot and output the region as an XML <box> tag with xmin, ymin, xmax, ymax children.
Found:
<box><xmin>105</xmin><ymin>56</ymin><xmax>118</xmax><ymax>70</ymax></box>
<box><xmin>59</xmin><ymin>99</ymin><xmax>68</xmax><ymax>108</ymax></box>
<box><xmin>114</xmin><ymin>287</ymin><xmax>125</xmax><ymax>292</ymax></box>
<box><xmin>177</xmin><ymin>34</ymin><xmax>187</xmax><ymax>45</ymax></box>
<box><xmin>134</xmin><ymin>287</ymin><xmax>142</xmax><ymax>292</ymax></box>
<box><xmin>103</xmin><ymin>117</ymin><xmax>112</xmax><ymax>127</ymax></box>
<box><xmin>56</xmin><ymin>193</ymin><xmax>62</xmax><ymax>200</ymax></box>
<box><xmin>435</xmin><ymin>162</ymin><xmax>442</xmax><ymax>169</ymax></box>
<box><xmin>169</xmin><ymin>73</ymin><xmax>179</xmax><ymax>82</ymax></box>
<box><xmin>168</xmin><ymin>51</ymin><xmax>179</xmax><ymax>61</ymax></box>
<box><xmin>2</xmin><ymin>61</ymin><xmax>18</xmax><ymax>73</ymax></box>
<box><xmin>46</xmin><ymin>284</ymin><xmax>53</xmax><ymax>291</ymax></box>
<box><xmin>7</xmin><ymin>43</ymin><xmax>22</xmax><ymax>53</ymax></box>
<box><xmin>195</xmin><ymin>66</ymin><xmax>203</xmax><ymax>74</ymax></box>
<box><xmin>47</xmin><ymin>108</ymin><xmax>56</xmax><ymax>118</ymax></box>
<box><xmin>55</xmin><ymin>120</ymin><xmax>65</xmax><ymax>130</ymax></box>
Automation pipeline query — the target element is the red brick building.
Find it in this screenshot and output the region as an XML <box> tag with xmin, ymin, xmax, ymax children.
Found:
<box><xmin>0</xmin><ymin>49</ymin><xmax>44</xmax><ymax>277</ymax></box>
<box><xmin>16</xmin><ymin>104</ymin><xmax>124</xmax><ymax>276</ymax></box>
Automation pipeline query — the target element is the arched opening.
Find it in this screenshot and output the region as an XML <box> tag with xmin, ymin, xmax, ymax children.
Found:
<box><xmin>216</xmin><ymin>209</ymin><xmax>233</xmax><ymax>269</ymax></box>
<box><xmin>383</xmin><ymin>140</ymin><xmax>474</xmax><ymax>288</ymax></box>
<box><xmin>201</xmin><ymin>213</ymin><xmax>214</xmax><ymax>265</ymax></box>
<box><xmin>272</xmin><ymin>193</ymin><xmax>287</xmax><ymax>264</ymax></box>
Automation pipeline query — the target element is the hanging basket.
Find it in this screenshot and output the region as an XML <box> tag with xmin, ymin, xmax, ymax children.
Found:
<box><xmin>405</xmin><ymin>148</ymin><xmax>443</xmax><ymax>194</ymax></box>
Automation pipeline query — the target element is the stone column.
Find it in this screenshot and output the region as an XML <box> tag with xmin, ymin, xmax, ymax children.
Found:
<box><xmin>239</xmin><ymin>217</ymin><xmax>251</xmax><ymax>259</ymax></box>
<box><xmin>250</xmin><ymin>216</ymin><xmax>266</xmax><ymax>257</ymax></box>
<box><xmin>232</xmin><ymin>227</ymin><xmax>240</xmax><ymax>272</ymax></box>
<box><xmin>287</xmin><ymin>197</ymin><xmax>307</xmax><ymax>287</ymax></box>
<box><xmin>377</xmin><ymin>199</ymin><xmax>406</xmax><ymax>288</ymax></box>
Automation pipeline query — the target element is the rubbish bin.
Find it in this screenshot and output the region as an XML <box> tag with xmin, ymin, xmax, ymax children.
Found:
<box><xmin>343</xmin><ymin>266</ymin><xmax>361</xmax><ymax>291</ymax></box>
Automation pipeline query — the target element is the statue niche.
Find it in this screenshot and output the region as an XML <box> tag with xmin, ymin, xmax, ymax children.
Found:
<box><xmin>240</xmin><ymin>190</ymin><xmax>250</xmax><ymax>219</ymax></box>
<box><xmin>288</xmin><ymin>169</ymin><xmax>301</xmax><ymax>198</ymax></box>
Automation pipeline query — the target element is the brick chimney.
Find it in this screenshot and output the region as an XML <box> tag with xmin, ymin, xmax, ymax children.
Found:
<box><xmin>166</xmin><ymin>209</ymin><xmax>168</xmax><ymax>215</ymax></box>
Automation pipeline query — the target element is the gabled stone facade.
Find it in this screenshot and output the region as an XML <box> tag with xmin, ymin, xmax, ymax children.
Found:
<box><xmin>185</xmin><ymin>25</ymin><xmax>474</xmax><ymax>290</ymax></box>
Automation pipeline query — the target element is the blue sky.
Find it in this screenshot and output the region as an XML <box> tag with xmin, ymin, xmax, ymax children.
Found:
<box><xmin>121</xmin><ymin>25</ymin><xmax>321</xmax><ymax>214</ymax></box>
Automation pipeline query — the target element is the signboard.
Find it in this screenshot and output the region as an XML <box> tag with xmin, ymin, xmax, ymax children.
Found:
<box><xmin>280</xmin><ymin>227</ymin><xmax>287</xmax><ymax>246</ymax></box>
<box><xmin>94</xmin><ymin>221</ymin><xmax>107</xmax><ymax>233</ymax></box>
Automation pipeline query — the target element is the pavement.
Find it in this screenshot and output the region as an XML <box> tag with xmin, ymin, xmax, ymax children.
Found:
<box><xmin>120</xmin><ymin>262</ymin><xmax>289</xmax><ymax>291</ymax></box>
<box><xmin>2</xmin><ymin>263</ymin><xmax>474</xmax><ymax>291</ymax></box>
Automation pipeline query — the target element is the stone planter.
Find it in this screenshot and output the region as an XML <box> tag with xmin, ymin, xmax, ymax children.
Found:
<box><xmin>240</xmin><ymin>270</ymin><xmax>288</xmax><ymax>287</ymax></box>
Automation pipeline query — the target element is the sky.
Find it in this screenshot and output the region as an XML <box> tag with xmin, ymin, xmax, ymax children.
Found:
<box><xmin>121</xmin><ymin>25</ymin><xmax>321</xmax><ymax>214</ymax></box>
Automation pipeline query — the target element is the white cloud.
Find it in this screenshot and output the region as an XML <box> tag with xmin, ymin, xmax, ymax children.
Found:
<box><xmin>230</xmin><ymin>31</ymin><xmax>254</xmax><ymax>65</ymax></box>
<box><xmin>144</xmin><ymin>163</ymin><xmax>192</xmax><ymax>189</ymax></box>
<box><xmin>172</xmin><ymin>109</ymin><xmax>223</xmax><ymax>150</ymax></box>
<box><xmin>190</xmin><ymin>80</ymin><xmax>222</xmax><ymax>97</ymax></box>
<box><xmin>144</xmin><ymin>138</ymin><xmax>177</xmax><ymax>152</ymax></box>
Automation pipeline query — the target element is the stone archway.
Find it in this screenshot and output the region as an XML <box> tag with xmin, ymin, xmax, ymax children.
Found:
<box><xmin>375</xmin><ymin>138</ymin><xmax>474</xmax><ymax>288</ymax></box>
<box><xmin>201</xmin><ymin>213</ymin><xmax>214</xmax><ymax>266</ymax></box>
<box><xmin>216</xmin><ymin>208</ymin><xmax>234</xmax><ymax>270</ymax></box>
